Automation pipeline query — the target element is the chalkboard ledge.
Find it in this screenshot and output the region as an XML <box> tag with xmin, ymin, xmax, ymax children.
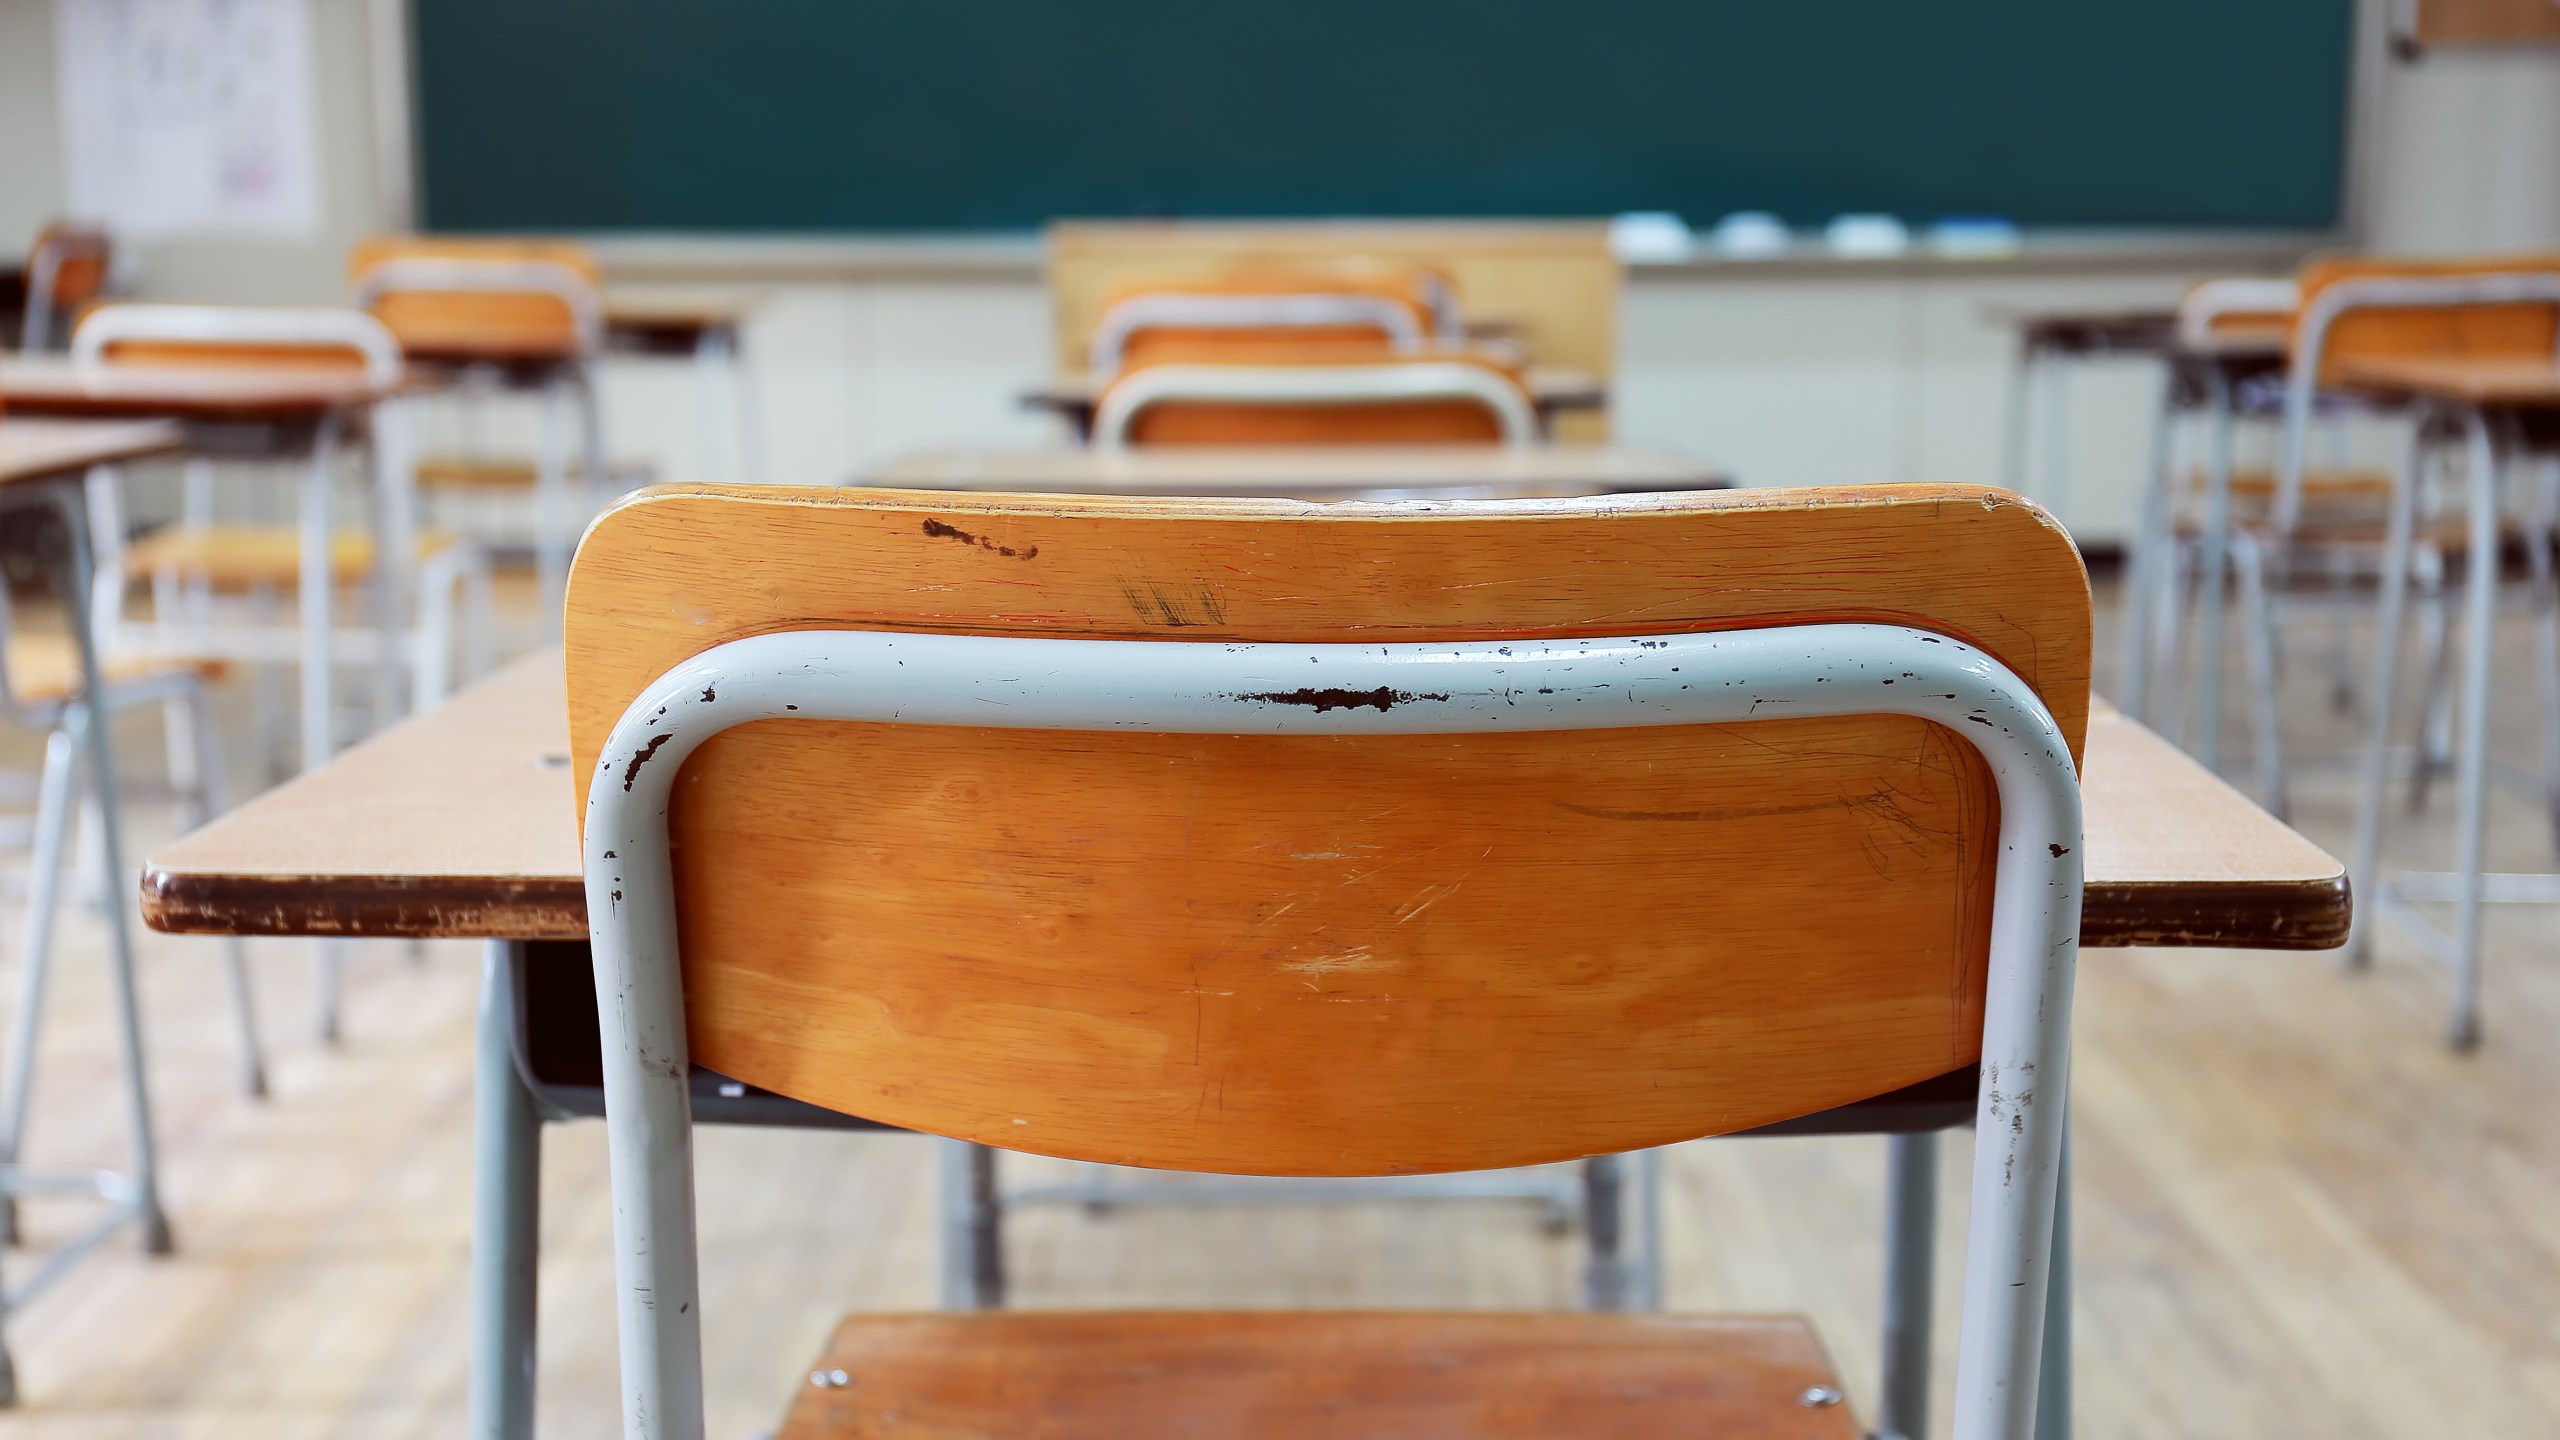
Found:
<box><xmin>584</xmin><ymin>227</ymin><xmax>2335</xmax><ymax>286</ymax></box>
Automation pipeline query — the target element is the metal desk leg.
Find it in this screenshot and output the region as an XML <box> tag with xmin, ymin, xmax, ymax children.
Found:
<box><xmin>2448</xmin><ymin>408</ymin><xmax>2501</xmax><ymax>1051</ymax></box>
<box><xmin>2033</xmin><ymin>1132</ymin><xmax>2073</xmax><ymax>1440</ymax></box>
<box><xmin>1877</xmin><ymin>1130</ymin><xmax>1940</xmax><ymax>1440</ymax></box>
<box><xmin>52</xmin><ymin>479</ymin><xmax>172</xmax><ymax>1254</ymax></box>
<box><xmin>472</xmin><ymin>940</ymin><xmax>541</xmax><ymax>1440</ymax></box>
<box><xmin>938</xmin><ymin>1141</ymin><xmax>1004</xmax><ymax>1310</ymax></box>
<box><xmin>1581</xmin><ymin>1153</ymin><xmax>1625</xmax><ymax>1310</ymax></box>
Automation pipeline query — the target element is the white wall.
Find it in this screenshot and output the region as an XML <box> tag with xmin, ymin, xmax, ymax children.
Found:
<box><xmin>9</xmin><ymin>0</ymin><xmax>2560</xmax><ymax>545</ymax></box>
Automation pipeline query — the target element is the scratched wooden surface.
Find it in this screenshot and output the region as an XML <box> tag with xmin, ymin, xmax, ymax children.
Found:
<box><xmin>554</xmin><ymin>483</ymin><xmax>2095</xmax><ymax>1170</ymax></box>
<box><xmin>20</xmin><ymin>583</ymin><xmax>2560</xmax><ymax>1440</ymax></box>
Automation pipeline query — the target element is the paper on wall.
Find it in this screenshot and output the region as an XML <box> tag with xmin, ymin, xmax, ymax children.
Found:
<box><xmin>53</xmin><ymin>0</ymin><xmax>322</xmax><ymax>239</ymax></box>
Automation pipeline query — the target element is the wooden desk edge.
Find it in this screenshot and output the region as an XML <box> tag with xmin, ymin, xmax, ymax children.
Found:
<box><xmin>139</xmin><ymin>868</ymin><xmax>2350</xmax><ymax>950</ymax></box>
<box><xmin>141</xmin><ymin>869</ymin><xmax>590</xmax><ymax>942</ymax></box>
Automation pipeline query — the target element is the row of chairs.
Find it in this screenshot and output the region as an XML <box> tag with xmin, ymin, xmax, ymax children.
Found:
<box><xmin>0</xmin><ymin>232</ymin><xmax>633</xmax><ymax>1092</ymax></box>
<box><xmin>2127</xmin><ymin>252</ymin><xmax>2560</xmax><ymax>1047</ymax></box>
<box><xmin>1083</xmin><ymin>261</ymin><xmax>1541</xmax><ymax>446</ymax></box>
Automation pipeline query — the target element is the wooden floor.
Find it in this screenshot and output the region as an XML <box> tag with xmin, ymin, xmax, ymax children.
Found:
<box><xmin>5</xmin><ymin>581</ymin><xmax>2560</xmax><ymax>1439</ymax></box>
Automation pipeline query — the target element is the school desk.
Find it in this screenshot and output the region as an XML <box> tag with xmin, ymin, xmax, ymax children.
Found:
<box><xmin>602</xmin><ymin>297</ymin><xmax>761</xmax><ymax>486</ymax></box>
<box><xmin>1024</xmin><ymin>365</ymin><xmax>1608</xmax><ymax>441</ymax></box>
<box><xmin>0</xmin><ymin>416</ymin><xmax>187</xmax><ymax>1401</ymax></box>
<box><xmin>0</xmin><ymin>354</ymin><xmax>406</xmax><ymax>775</ymax></box>
<box><xmin>865</xmin><ymin>443</ymin><xmax>1727</xmax><ymax>497</ymax></box>
<box><xmin>137</xmin><ymin>638</ymin><xmax>2348</xmax><ymax>1440</ymax></box>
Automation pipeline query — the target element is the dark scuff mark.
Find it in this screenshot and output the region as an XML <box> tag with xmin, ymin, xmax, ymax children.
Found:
<box><xmin>2049</xmin><ymin>844</ymin><xmax>2071</xmax><ymax>858</ymax></box>
<box><xmin>1236</xmin><ymin>686</ymin><xmax>1451</xmax><ymax>714</ymax></box>
<box><xmin>621</xmin><ymin>733</ymin><xmax>674</xmax><ymax>791</ymax></box>
<box><xmin>921</xmin><ymin>517</ymin><xmax>1038</xmax><ymax>560</ymax></box>
<box><xmin>699</xmin><ymin>685</ymin><xmax>716</xmax><ymax>703</ymax></box>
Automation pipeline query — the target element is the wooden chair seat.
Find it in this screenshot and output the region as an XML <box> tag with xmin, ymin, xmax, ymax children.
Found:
<box><xmin>777</xmin><ymin>1311</ymin><xmax>1859</xmax><ymax>1440</ymax></box>
<box><xmin>129</xmin><ymin>524</ymin><xmax>466</xmax><ymax>589</ymax></box>
<box><xmin>4</xmin><ymin>633</ymin><xmax>223</xmax><ymax>705</ymax></box>
<box><xmin>414</xmin><ymin>455</ymin><xmax>653</xmax><ymax>491</ymax></box>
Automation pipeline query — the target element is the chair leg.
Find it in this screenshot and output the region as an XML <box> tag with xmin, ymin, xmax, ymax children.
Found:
<box><xmin>2347</xmin><ymin>429</ymin><xmax>2426</xmax><ymax>971</ymax></box>
<box><xmin>2153</xmin><ymin>536</ymin><xmax>2193</xmax><ymax>741</ymax></box>
<box><xmin>175</xmin><ymin>685</ymin><xmax>267</xmax><ymax>1099</ymax></box>
<box><xmin>1581</xmin><ymin>1153</ymin><xmax>1626</xmax><ymax>1311</ymax></box>
<box><xmin>2527</xmin><ymin>460</ymin><xmax>2560</xmax><ymax>857</ymax></box>
<box><xmin>938</xmin><ymin>1140</ymin><xmax>1005</xmax><ymax>1310</ymax></box>
<box><xmin>411</xmin><ymin>551</ymin><xmax>462</xmax><ymax>712</ymax></box>
<box><xmin>0</xmin><ymin>721</ymin><xmax>85</xmax><ymax>1245</ymax></box>
<box><xmin>2232</xmin><ymin>533</ymin><xmax>2290</xmax><ymax>820</ymax></box>
<box><xmin>2410</xmin><ymin>545</ymin><xmax>2453</xmax><ymax>815</ymax></box>
<box><xmin>1878</xmin><ymin>1130</ymin><xmax>1940</xmax><ymax>1440</ymax></box>
<box><xmin>2447</xmin><ymin>410</ymin><xmax>2501</xmax><ymax>1052</ymax></box>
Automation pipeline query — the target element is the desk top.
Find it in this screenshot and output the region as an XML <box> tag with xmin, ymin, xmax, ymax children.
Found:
<box><xmin>1987</xmin><ymin>306</ymin><xmax>2179</xmax><ymax>355</ymax></box>
<box><xmin>2334</xmin><ymin>355</ymin><xmax>2560</xmax><ymax>407</ymax></box>
<box><xmin>1026</xmin><ymin>365</ymin><xmax>1608</xmax><ymax>414</ymax></box>
<box><xmin>603</xmin><ymin>296</ymin><xmax>751</xmax><ymax>356</ymax></box>
<box><xmin>140</xmin><ymin>648</ymin><xmax>2350</xmax><ymax>950</ymax></box>
<box><xmin>864</xmin><ymin>445</ymin><xmax>1729</xmax><ymax>497</ymax></box>
<box><xmin>0</xmin><ymin>355</ymin><xmax>393</xmax><ymax>421</ymax></box>
<box><xmin>0</xmin><ymin>416</ymin><xmax>184</xmax><ymax>485</ymax></box>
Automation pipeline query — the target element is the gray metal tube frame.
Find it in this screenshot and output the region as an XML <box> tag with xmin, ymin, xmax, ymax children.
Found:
<box><xmin>582</xmin><ymin>622</ymin><xmax>2085</xmax><ymax>1440</ymax></box>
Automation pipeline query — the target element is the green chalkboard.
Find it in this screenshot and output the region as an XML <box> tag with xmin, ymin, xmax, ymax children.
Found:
<box><xmin>412</xmin><ymin>1</ymin><xmax>2354</xmax><ymax>233</ymax></box>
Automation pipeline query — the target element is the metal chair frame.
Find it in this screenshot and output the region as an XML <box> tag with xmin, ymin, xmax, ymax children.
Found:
<box><xmin>70</xmin><ymin>303</ymin><xmax>494</xmax><ymax>1042</ymax></box>
<box><xmin>2257</xmin><ymin>272</ymin><xmax>2560</xmax><ymax>1048</ymax></box>
<box><xmin>353</xmin><ymin>256</ymin><xmax>612</xmax><ymax>627</ymax></box>
<box><xmin>1088</xmin><ymin>290</ymin><xmax>1430</xmax><ymax>373</ymax></box>
<box><xmin>581</xmin><ymin>621</ymin><xmax>2085</xmax><ymax>1440</ymax></box>
<box><xmin>1092</xmin><ymin>360</ymin><xmax>1539</xmax><ymax>449</ymax></box>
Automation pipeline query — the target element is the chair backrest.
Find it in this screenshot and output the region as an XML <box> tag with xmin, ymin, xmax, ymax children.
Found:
<box><xmin>567</xmin><ymin>483</ymin><xmax>2090</xmax><ymax>1440</ymax></box>
<box><xmin>1049</xmin><ymin>221</ymin><xmax>1620</xmax><ymax>439</ymax></box>
<box><xmin>1089</xmin><ymin>267</ymin><xmax>1449</xmax><ymax>372</ymax></box>
<box><xmin>20</xmin><ymin>223</ymin><xmax>112</xmax><ymax>351</ymax></box>
<box><xmin>348</xmin><ymin>235</ymin><xmax>604</xmax><ymax>362</ymax></box>
<box><xmin>1093</xmin><ymin>350</ymin><xmax>1538</xmax><ymax>447</ymax></box>
<box><xmin>566</xmin><ymin>483</ymin><xmax>2090</xmax><ymax>1172</ymax></box>
<box><xmin>2274</xmin><ymin>253</ymin><xmax>2560</xmax><ymax>529</ymax></box>
<box><xmin>2175</xmin><ymin>277</ymin><xmax>2297</xmax><ymax>351</ymax></box>
<box><xmin>71</xmin><ymin>303</ymin><xmax>405</xmax><ymax>386</ymax></box>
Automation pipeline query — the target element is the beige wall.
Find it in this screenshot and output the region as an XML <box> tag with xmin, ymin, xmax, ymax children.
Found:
<box><xmin>9</xmin><ymin>0</ymin><xmax>2560</xmax><ymax>543</ymax></box>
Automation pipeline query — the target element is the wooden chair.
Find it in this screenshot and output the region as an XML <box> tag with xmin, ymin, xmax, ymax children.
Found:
<box><xmin>1089</xmin><ymin>265</ymin><xmax>1456</xmax><ymax>373</ymax></box>
<box><xmin>1094</xmin><ymin>348</ymin><xmax>1538</xmax><ymax>447</ymax></box>
<box><xmin>70</xmin><ymin>304</ymin><xmax>494</xmax><ymax>728</ymax></box>
<box><xmin>16</xmin><ymin>223</ymin><xmax>110</xmax><ymax>352</ymax></box>
<box><xmin>2279</xmin><ymin>254</ymin><xmax>2560</xmax><ymax>1047</ymax></box>
<box><xmin>350</xmin><ymin>236</ymin><xmax>616</xmax><ymax>622</ymax></box>
<box><xmin>564</xmin><ymin>482</ymin><xmax>2091</xmax><ymax>1440</ymax></box>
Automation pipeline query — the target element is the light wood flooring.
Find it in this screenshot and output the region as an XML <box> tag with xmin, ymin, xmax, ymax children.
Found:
<box><xmin>3</xmin><ymin>582</ymin><xmax>2559</xmax><ymax>1439</ymax></box>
